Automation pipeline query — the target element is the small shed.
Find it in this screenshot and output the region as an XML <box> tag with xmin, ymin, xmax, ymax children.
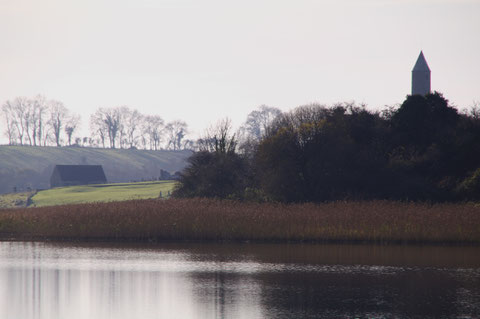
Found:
<box><xmin>50</xmin><ymin>165</ymin><xmax>107</xmax><ymax>188</ymax></box>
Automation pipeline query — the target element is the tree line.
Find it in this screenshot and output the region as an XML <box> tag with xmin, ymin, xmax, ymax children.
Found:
<box><xmin>1</xmin><ymin>95</ymin><xmax>193</xmax><ymax>150</ymax></box>
<box><xmin>174</xmin><ymin>93</ymin><xmax>480</xmax><ymax>202</ymax></box>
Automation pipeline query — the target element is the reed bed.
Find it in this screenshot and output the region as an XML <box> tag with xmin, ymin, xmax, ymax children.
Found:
<box><xmin>0</xmin><ymin>199</ymin><xmax>479</xmax><ymax>244</ymax></box>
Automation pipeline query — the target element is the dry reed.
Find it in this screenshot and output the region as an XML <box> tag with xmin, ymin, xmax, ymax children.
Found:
<box><xmin>0</xmin><ymin>199</ymin><xmax>479</xmax><ymax>244</ymax></box>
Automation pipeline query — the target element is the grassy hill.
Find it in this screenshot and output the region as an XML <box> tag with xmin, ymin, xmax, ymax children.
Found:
<box><xmin>30</xmin><ymin>181</ymin><xmax>177</xmax><ymax>207</ymax></box>
<box><xmin>0</xmin><ymin>145</ymin><xmax>190</xmax><ymax>194</ymax></box>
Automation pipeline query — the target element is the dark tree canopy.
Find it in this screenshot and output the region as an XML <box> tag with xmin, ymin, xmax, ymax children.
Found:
<box><xmin>391</xmin><ymin>92</ymin><xmax>459</xmax><ymax>152</ymax></box>
<box><xmin>175</xmin><ymin>93</ymin><xmax>480</xmax><ymax>202</ymax></box>
<box><xmin>172</xmin><ymin>151</ymin><xmax>248</xmax><ymax>198</ymax></box>
<box><xmin>173</xmin><ymin>119</ymin><xmax>250</xmax><ymax>199</ymax></box>
<box><xmin>255</xmin><ymin>104</ymin><xmax>392</xmax><ymax>202</ymax></box>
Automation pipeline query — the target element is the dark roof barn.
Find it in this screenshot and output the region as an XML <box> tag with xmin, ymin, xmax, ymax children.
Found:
<box><xmin>50</xmin><ymin>165</ymin><xmax>107</xmax><ymax>188</ymax></box>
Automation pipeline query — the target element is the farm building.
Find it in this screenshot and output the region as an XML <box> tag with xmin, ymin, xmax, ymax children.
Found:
<box><xmin>50</xmin><ymin>165</ymin><xmax>107</xmax><ymax>188</ymax></box>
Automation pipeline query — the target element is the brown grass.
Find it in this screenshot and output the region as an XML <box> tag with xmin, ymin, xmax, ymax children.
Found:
<box><xmin>0</xmin><ymin>199</ymin><xmax>479</xmax><ymax>244</ymax></box>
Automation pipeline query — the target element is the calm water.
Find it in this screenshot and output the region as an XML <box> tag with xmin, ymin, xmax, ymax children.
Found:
<box><xmin>1</xmin><ymin>242</ymin><xmax>480</xmax><ymax>319</ymax></box>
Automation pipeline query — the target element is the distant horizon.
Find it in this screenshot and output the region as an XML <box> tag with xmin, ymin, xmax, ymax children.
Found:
<box><xmin>1</xmin><ymin>0</ymin><xmax>479</xmax><ymax>143</ymax></box>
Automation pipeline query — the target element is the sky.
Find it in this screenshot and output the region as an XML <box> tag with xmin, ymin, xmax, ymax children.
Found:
<box><xmin>1</xmin><ymin>0</ymin><xmax>479</xmax><ymax>142</ymax></box>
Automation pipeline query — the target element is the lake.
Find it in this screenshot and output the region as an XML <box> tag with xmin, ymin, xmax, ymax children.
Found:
<box><xmin>1</xmin><ymin>241</ymin><xmax>479</xmax><ymax>319</ymax></box>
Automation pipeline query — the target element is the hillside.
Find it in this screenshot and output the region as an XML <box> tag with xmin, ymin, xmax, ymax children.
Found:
<box><xmin>0</xmin><ymin>145</ymin><xmax>190</xmax><ymax>194</ymax></box>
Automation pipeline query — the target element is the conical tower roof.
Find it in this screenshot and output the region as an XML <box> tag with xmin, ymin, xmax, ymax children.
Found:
<box><xmin>412</xmin><ymin>51</ymin><xmax>430</xmax><ymax>72</ymax></box>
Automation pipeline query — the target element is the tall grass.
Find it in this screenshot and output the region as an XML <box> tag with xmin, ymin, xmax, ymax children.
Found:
<box><xmin>0</xmin><ymin>199</ymin><xmax>479</xmax><ymax>244</ymax></box>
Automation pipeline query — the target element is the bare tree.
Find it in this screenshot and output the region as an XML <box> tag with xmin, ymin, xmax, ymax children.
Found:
<box><xmin>198</xmin><ymin>118</ymin><xmax>236</xmax><ymax>154</ymax></box>
<box><xmin>2</xmin><ymin>97</ymin><xmax>29</xmax><ymax>145</ymax></box>
<box><xmin>49</xmin><ymin>100</ymin><xmax>69</xmax><ymax>146</ymax></box>
<box><xmin>1</xmin><ymin>101</ymin><xmax>18</xmax><ymax>145</ymax></box>
<box><xmin>2</xmin><ymin>95</ymin><xmax>77</xmax><ymax>146</ymax></box>
<box><xmin>117</xmin><ymin>106</ymin><xmax>128</xmax><ymax>149</ymax></box>
<box><xmin>463</xmin><ymin>101</ymin><xmax>480</xmax><ymax>120</ymax></box>
<box><xmin>21</xmin><ymin>96</ymin><xmax>46</xmax><ymax>146</ymax></box>
<box><xmin>142</xmin><ymin>115</ymin><xmax>164</xmax><ymax>150</ymax></box>
<box><xmin>237</xmin><ymin>105</ymin><xmax>281</xmax><ymax>155</ymax></box>
<box><xmin>32</xmin><ymin>95</ymin><xmax>49</xmax><ymax>146</ymax></box>
<box><xmin>165</xmin><ymin>120</ymin><xmax>188</xmax><ymax>150</ymax></box>
<box><xmin>239</xmin><ymin>105</ymin><xmax>281</xmax><ymax>141</ymax></box>
<box><xmin>104</xmin><ymin>108</ymin><xmax>120</xmax><ymax>148</ymax></box>
<box><xmin>65</xmin><ymin>114</ymin><xmax>80</xmax><ymax>146</ymax></box>
<box><xmin>90</xmin><ymin>107</ymin><xmax>121</xmax><ymax>148</ymax></box>
<box><xmin>90</xmin><ymin>110</ymin><xmax>108</xmax><ymax>148</ymax></box>
<box><xmin>23</xmin><ymin>99</ymin><xmax>34</xmax><ymax>145</ymax></box>
<box><xmin>120</xmin><ymin>106</ymin><xmax>143</xmax><ymax>149</ymax></box>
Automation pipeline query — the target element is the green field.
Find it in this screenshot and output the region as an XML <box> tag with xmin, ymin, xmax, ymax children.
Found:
<box><xmin>30</xmin><ymin>181</ymin><xmax>177</xmax><ymax>207</ymax></box>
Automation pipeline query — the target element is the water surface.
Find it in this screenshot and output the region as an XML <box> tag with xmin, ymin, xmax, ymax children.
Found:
<box><xmin>1</xmin><ymin>242</ymin><xmax>479</xmax><ymax>319</ymax></box>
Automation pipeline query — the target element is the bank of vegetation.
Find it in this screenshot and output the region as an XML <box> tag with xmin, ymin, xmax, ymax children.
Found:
<box><xmin>175</xmin><ymin>93</ymin><xmax>480</xmax><ymax>203</ymax></box>
<box><xmin>0</xmin><ymin>199</ymin><xmax>479</xmax><ymax>244</ymax></box>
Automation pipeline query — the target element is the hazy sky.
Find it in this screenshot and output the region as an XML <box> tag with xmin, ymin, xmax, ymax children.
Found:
<box><xmin>1</xmin><ymin>0</ymin><xmax>479</xmax><ymax>141</ymax></box>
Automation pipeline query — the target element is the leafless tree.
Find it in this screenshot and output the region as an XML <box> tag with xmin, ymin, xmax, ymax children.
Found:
<box><xmin>462</xmin><ymin>101</ymin><xmax>480</xmax><ymax>120</ymax></box>
<box><xmin>237</xmin><ymin>105</ymin><xmax>281</xmax><ymax>154</ymax></box>
<box><xmin>165</xmin><ymin>120</ymin><xmax>188</xmax><ymax>150</ymax></box>
<box><xmin>105</xmin><ymin>108</ymin><xmax>121</xmax><ymax>148</ymax></box>
<box><xmin>198</xmin><ymin>118</ymin><xmax>236</xmax><ymax>154</ymax></box>
<box><xmin>2</xmin><ymin>97</ymin><xmax>29</xmax><ymax>145</ymax></box>
<box><xmin>49</xmin><ymin>100</ymin><xmax>69</xmax><ymax>146</ymax></box>
<box><xmin>65</xmin><ymin>114</ymin><xmax>80</xmax><ymax>146</ymax></box>
<box><xmin>1</xmin><ymin>102</ymin><xmax>18</xmax><ymax>145</ymax></box>
<box><xmin>119</xmin><ymin>106</ymin><xmax>143</xmax><ymax>149</ymax></box>
<box><xmin>21</xmin><ymin>96</ymin><xmax>45</xmax><ymax>146</ymax></box>
<box><xmin>1</xmin><ymin>95</ymin><xmax>79</xmax><ymax>146</ymax></box>
<box><xmin>90</xmin><ymin>110</ymin><xmax>107</xmax><ymax>148</ymax></box>
<box><xmin>90</xmin><ymin>107</ymin><xmax>121</xmax><ymax>148</ymax></box>
<box><xmin>142</xmin><ymin>115</ymin><xmax>164</xmax><ymax>150</ymax></box>
<box><xmin>32</xmin><ymin>95</ymin><xmax>49</xmax><ymax>146</ymax></box>
<box><xmin>239</xmin><ymin>105</ymin><xmax>281</xmax><ymax>141</ymax></box>
<box><xmin>22</xmin><ymin>99</ymin><xmax>34</xmax><ymax>145</ymax></box>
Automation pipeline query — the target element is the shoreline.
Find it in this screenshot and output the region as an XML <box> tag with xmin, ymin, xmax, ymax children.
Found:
<box><xmin>1</xmin><ymin>198</ymin><xmax>479</xmax><ymax>245</ymax></box>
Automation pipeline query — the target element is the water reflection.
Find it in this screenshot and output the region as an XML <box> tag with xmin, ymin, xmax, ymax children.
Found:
<box><xmin>0</xmin><ymin>242</ymin><xmax>479</xmax><ymax>319</ymax></box>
